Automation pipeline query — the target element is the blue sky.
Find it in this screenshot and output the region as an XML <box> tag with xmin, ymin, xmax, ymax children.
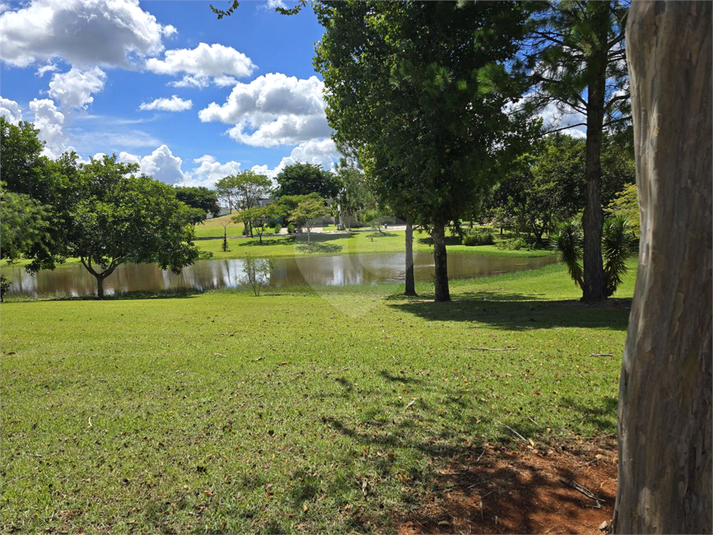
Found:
<box><xmin>0</xmin><ymin>0</ymin><xmax>338</xmax><ymax>186</ymax></box>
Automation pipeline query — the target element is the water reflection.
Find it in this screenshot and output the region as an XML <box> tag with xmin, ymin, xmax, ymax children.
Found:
<box><xmin>3</xmin><ymin>252</ymin><xmax>558</xmax><ymax>298</ymax></box>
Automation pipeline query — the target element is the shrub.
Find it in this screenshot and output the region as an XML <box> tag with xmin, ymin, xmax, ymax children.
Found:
<box><xmin>273</xmin><ymin>224</ymin><xmax>282</xmax><ymax>234</ymax></box>
<box><xmin>462</xmin><ymin>230</ymin><xmax>495</xmax><ymax>246</ymax></box>
<box><xmin>0</xmin><ymin>275</ymin><xmax>10</xmax><ymax>302</ymax></box>
<box><xmin>287</xmin><ymin>223</ymin><xmax>295</xmax><ymax>234</ymax></box>
<box><xmin>499</xmin><ymin>237</ymin><xmax>530</xmax><ymax>251</ymax></box>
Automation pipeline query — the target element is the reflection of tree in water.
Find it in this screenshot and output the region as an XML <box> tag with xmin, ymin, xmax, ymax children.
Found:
<box><xmin>4</xmin><ymin>254</ymin><xmax>558</xmax><ymax>298</ymax></box>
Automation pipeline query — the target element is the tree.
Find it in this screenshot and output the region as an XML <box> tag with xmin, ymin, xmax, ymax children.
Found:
<box><xmin>0</xmin><ymin>184</ymin><xmax>48</xmax><ymax>263</ymax></box>
<box><xmin>235</xmin><ymin>204</ymin><xmax>283</xmax><ymax>244</ymax></box>
<box><xmin>0</xmin><ymin>118</ymin><xmax>45</xmax><ymax>199</ymax></box>
<box><xmin>314</xmin><ymin>1</ymin><xmax>537</xmax><ymax>301</ymax></box>
<box><xmin>612</xmin><ymin>2</ymin><xmax>711</xmax><ymax>532</ymax></box>
<box><xmin>287</xmin><ymin>193</ymin><xmax>330</xmax><ymax>246</ymax></box>
<box><xmin>526</xmin><ymin>0</ymin><xmax>630</xmax><ymax>302</ymax></box>
<box><xmin>66</xmin><ymin>156</ymin><xmax>200</xmax><ymax>299</ymax></box>
<box><xmin>215</xmin><ymin>171</ymin><xmax>271</xmax><ymax>234</ymax></box>
<box><xmin>333</xmin><ymin>159</ymin><xmax>377</xmax><ymax>230</ymax></box>
<box><xmin>174</xmin><ymin>186</ymin><xmax>221</xmax><ymax>221</ymax></box>
<box><xmin>274</xmin><ymin>162</ymin><xmax>339</xmax><ymax>199</ymax></box>
<box><xmin>606</xmin><ymin>183</ymin><xmax>638</xmax><ymax>237</ymax></box>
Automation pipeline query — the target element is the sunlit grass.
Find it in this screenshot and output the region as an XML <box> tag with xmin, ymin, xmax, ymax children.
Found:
<box><xmin>1</xmin><ymin>261</ymin><xmax>634</xmax><ymax>533</ymax></box>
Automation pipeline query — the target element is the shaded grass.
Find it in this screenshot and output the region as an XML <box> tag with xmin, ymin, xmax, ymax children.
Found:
<box><xmin>0</xmin><ymin>262</ymin><xmax>634</xmax><ymax>533</ymax></box>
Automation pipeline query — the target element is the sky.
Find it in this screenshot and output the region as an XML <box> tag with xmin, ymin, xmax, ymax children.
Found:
<box><xmin>0</xmin><ymin>0</ymin><xmax>340</xmax><ymax>187</ymax></box>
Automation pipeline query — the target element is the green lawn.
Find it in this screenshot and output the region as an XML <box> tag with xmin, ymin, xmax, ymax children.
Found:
<box><xmin>1</xmin><ymin>262</ymin><xmax>633</xmax><ymax>533</ymax></box>
<box><xmin>198</xmin><ymin>228</ymin><xmax>554</xmax><ymax>260</ymax></box>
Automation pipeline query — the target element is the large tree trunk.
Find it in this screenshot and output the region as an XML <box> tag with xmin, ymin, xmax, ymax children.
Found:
<box><xmin>431</xmin><ymin>223</ymin><xmax>450</xmax><ymax>302</ymax></box>
<box><xmin>581</xmin><ymin>2</ymin><xmax>609</xmax><ymax>303</ymax></box>
<box><xmin>404</xmin><ymin>221</ymin><xmax>416</xmax><ymax>296</ymax></box>
<box><xmin>613</xmin><ymin>2</ymin><xmax>712</xmax><ymax>533</ymax></box>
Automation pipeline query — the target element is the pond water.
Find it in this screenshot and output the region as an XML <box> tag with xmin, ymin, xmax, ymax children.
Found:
<box><xmin>3</xmin><ymin>252</ymin><xmax>558</xmax><ymax>298</ymax></box>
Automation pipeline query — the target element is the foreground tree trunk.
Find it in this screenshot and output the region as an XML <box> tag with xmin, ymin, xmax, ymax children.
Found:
<box><xmin>431</xmin><ymin>223</ymin><xmax>450</xmax><ymax>302</ymax></box>
<box><xmin>581</xmin><ymin>1</ymin><xmax>609</xmax><ymax>303</ymax></box>
<box><xmin>404</xmin><ymin>221</ymin><xmax>416</xmax><ymax>296</ymax></box>
<box><xmin>613</xmin><ymin>2</ymin><xmax>712</xmax><ymax>532</ymax></box>
<box><xmin>95</xmin><ymin>275</ymin><xmax>105</xmax><ymax>300</ymax></box>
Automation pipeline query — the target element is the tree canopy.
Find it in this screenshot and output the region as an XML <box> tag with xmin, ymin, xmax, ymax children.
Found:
<box><xmin>274</xmin><ymin>162</ymin><xmax>339</xmax><ymax>199</ymax></box>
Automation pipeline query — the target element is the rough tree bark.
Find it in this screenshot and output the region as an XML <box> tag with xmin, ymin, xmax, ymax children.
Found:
<box><xmin>613</xmin><ymin>2</ymin><xmax>712</xmax><ymax>533</ymax></box>
<box><xmin>431</xmin><ymin>223</ymin><xmax>450</xmax><ymax>302</ymax></box>
<box><xmin>581</xmin><ymin>1</ymin><xmax>610</xmax><ymax>303</ymax></box>
<box><xmin>404</xmin><ymin>221</ymin><xmax>417</xmax><ymax>296</ymax></box>
<box><xmin>80</xmin><ymin>257</ymin><xmax>119</xmax><ymax>300</ymax></box>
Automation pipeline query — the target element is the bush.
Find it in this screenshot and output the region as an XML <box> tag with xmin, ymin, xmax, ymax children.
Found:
<box><xmin>273</xmin><ymin>224</ymin><xmax>282</xmax><ymax>234</ymax></box>
<box><xmin>499</xmin><ymin>237</ymin><xmax>530</xmax><ymax>251</ymax></box>
<box><xmin>462</xmin><ymin>230</ymin><xmax>495</xmax><ymax>246</ymax></box>
<box><xmin>0</xmin><ymin>275</ymin><xmax>10</xmax><ymax>302</ymax></box>
<box><xmin>287</xmin><ymin>223</ymin><xmax>295</xmax><ymax>234</ymax></box>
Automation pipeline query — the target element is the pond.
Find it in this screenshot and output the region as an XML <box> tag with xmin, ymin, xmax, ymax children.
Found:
<box><xmin>3</xmin><ymin>252</ymin><xmax>558</xmax><ymax>298</ymax></box>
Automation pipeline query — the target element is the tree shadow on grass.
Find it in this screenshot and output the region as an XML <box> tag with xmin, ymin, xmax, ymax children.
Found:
<box><xmin>239</xmin><ymin>236</ymin><xmax>296</xmax><ymax>247</ymax></box>
<box><xmin>6</xmin><ymin>288</ymin><xmax>204</xmax><ymax>303</ymax></box>
<box><xmin>316</xmin><ymin>369</ymin><xmax>619</xmax><ymax>533</ymax></box>
<box><xmin>295</xmin><ymin>242</ymin><xmax>344</xmax><ymax>254</ymax></box>
<box><xmin>387</xmin><ymin>291</ymin><xmax>631</xmax><ymax>331</ymax></box>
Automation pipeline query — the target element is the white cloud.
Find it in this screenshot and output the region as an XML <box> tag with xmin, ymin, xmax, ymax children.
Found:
<box><xmin>0</xmin><ymin>97</ymin><xmax>22</xmax><ymax>123</ymax></box>
<box><xmin>119</xmin><ymin>144</ymin><xmax>185</xmax><ymax>184</ymax></box>
<box><xmin>145</xmin><ymin>43</ymin><xmax>255</xmax><ymax>88</ymax></box>
<box><xmin>48</xmin><ymin>67</ymin><xmax>106</xmax><ymax>109</ymax></box>
<box><xmin>538</xmin><ymin>101</ymin><xmax>587</xmax><ymax>138</ymax></box>
<box><xmin>184</xmin><ymin>155</ymin><xmax>242</xmax><ymax>187</ymax></box>
<box><xmin>0</xmin><ymin>0</ymin><xmax>174</xmax><ymax>68</ymax></box>
<box><xmin>139</xmin><ymin>95</ymin><xmax>192</xmax><ymax>112</ymax></box>
<box><xmin>36</xmin><ymin>62</ymin><xmax>59</xmax><ymax>77</ymax></box>
<box><xmin>29</xmin><ymin>98</ymin><xmax>67</xmax><ymax>157</ymax></box>
<box><xmin>265</xmin><ymin>0</ymin><xmax>287</xmax><ymax>9</ymax></box>
<box><xmin>251</xmin><ymin>138</ymin><xmax>339</xmax><ymax>178</ymax></box>
<box><xmin>198</xmin><ymin>73</ymin><xmax>331</xmax><ymax>147</ymax></box>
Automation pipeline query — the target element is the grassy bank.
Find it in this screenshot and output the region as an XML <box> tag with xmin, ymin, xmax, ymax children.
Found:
<box><xmin>1</xmin><ymin>263</ymin><xmax>634</xmax><ymax>533</ymax></box>
<box><xmin>196</xmin><ymin>228</ymin><xmax>554</xmax><ymax>260</ymax></box>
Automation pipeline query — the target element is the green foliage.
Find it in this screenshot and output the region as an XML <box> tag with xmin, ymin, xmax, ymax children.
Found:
<box><xmin>215</xmin><ymin>170</ymin><xmax>271</xmax><ymax>213</ymax></box>
<box><xmin>275</xmin><ymin>162</ymin><xmax>339</xmax><ymax>199</ymax></box>
<box><xmin>607</xmin><ymin>183</ymin><xmax>639</xmax><ymax>237</ymax></box>
<box><xmin>0</xmin><ymin>184</ymin><xmax>49</xmax><ymax>262</ymax></box>
<box><xmin>602</xmin><ymin>216</ymin><xmax>635</xmax><ymax>297</ymax></box>
<box><xmin>287</xmin><ymin>222</ymin><xmax>296</xmax><ymax>234</ymax></box>
<box><xmin>174</xmin><ymin>186</ymin><xmax>221</xmax><ymax>220</ymax></box>
<box><xmin>234</xmin><ymin>204</ymin><xmax>284</xmax><ymax>244</ymax></box>
<box><xmin>241</xmin><ymin>254</ymin><xmax>273</xmax><ymax>296</ymax></box>
<box><xmin>333</xmin><ymin>159</ymin><xmax>377</xmax><ymax>229</ymax></box>
<box><xmin>554</xmin><ymin>216</ymin><xmax>634</xmax><ymax>296</ymax></box>
<box><xmin>65</xmin><ymin>155</ymin><xmax>200</xmax><ymax>297</ymax></box>
<box><xmin>553</xmin><ymin>220</ymin><xmax>584</xmax><ymax>289</ymax></box>
<box><xmin>462</xmin><ymin>230</ymin><xmax>495</xmax><ymax>247</ymax></box>
<box><xmin>500</xmin><ymin>237</ymin><xmax>532</xmax><ymax>251</ymax></box>
<box><xmin>289</xmin><ymin>194</ymin><xmax>330</xmax><ymax>245</ymax></box>
<box><xmin>314</xmin><ymin>1</ymin><xmax>538</xmax><ymax>230</ymax></box>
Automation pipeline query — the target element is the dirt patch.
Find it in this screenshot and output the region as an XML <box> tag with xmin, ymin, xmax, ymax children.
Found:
<box><xmin>397</xmin><ymin>437</ymin><xmax>617</xmax><ymax>534</ymax></box>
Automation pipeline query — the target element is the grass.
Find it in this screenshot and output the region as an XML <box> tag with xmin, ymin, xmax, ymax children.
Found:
<box><xmin>197</xmin><ymin>228</ymin><xmax>554</xmax><ymax>260</ymax></box>
<box><xmin>0</xmin><ymin>261</ymin><xmax>634</xmax><ymax>533</ymax></box>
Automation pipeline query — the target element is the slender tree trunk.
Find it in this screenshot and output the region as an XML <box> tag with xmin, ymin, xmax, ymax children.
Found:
<box><xmin>581</xmin><ymin>2</ymin><xmax>609</xmax><ymax>303</ymax></box>
<box><xmin>612</xmin><ymin>3</ymin><xmax>712</xmax><ymax>533</ymax></box>
<box><xmin>404</xmin><ymin>221</ymin><xmax>416</xmax><ymax>296</ymax></box>
<box><xmin>96</xmin><ymin>275</ymin><xmax>104</xmax><ymax>300</ymax></box>
<box><xmin>431</xmin><ymin>223</ymin><xmax>450</xmax><ymax>302</ymax></box>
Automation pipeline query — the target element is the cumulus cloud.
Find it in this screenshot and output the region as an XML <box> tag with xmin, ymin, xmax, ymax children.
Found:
<box><xmin>48</xmin><ymin>67</ymin><xmax>106</xmax><ymax>109</ymax></box>
<box><xmin>119</xmin><ymin>144</ymin><xmax>185</xmax><ymax>184</ymax></box>
<box><xmin>139</xmin><ymin>95</ymin><xmax>192</xmax><ymax>112</ymax></box>
<box><xmin>251</xmin><ymin>138</ymin><xmax>339</xmax><ymax>178</ymax></box>
<box><xmin>198</xmin><ymin>73</ymin><xmax>331</xmax><ymax>147</ymax></box>
<box><xmin>0</xmin><ymin>0</ymin><xmax>175</xmax><ymax>68</ymax></box>
<box><xmin>0</xmin><ymin>97</ymin><xmax>23</xmax><ymax>123</ymax></box>
<box><xmin>36</xmin><ymin>62</ymin><xmax>59</xmax><ymax>77</ymax></box>
<box><xmin>184</xmin><ymin>155</ymin><xmax>242</xmax><ymax>187</ymax></box>
<box><xmin>145</xmin><ymin>43</ymin><xmax>255</xmax><ymax>88</ymax></box>
<box><xmin>29</xmin><ymin>98</ymin><xmax>67</xmax><ymax>157</ymax></box>
<box><xmin>538</xmin><ymin>101</ymin><xmax>587</xmax><ymax>138</ymax></box>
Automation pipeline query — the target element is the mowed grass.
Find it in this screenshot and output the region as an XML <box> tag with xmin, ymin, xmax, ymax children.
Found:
<box><xmin>197</xmin><ymin>229</ymin><xmax>554</xmax><ymax>260</ymax></box>
<box><xmin>1</xmin><ymin>262</ymin><xmax>634</xmax><ymax>533</ymax></box>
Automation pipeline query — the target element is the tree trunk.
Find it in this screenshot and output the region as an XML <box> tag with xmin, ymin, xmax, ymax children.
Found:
<box><xmin>431</xmin><ymin>223</ymin><xmax>450</xmax><ymax>302</ymax></box>
<box><xmin>581</xmin><ymin>2</ymin><xmax>610</xmax><ymax>303</ymax></box>
<box><xmin>613</xmin><ymin>2</ymin><xmax>712</xmax><ymax>533</ymax></box>
<box><xmin>96</xmin><ymin>275</ymin><xmax>104</xmax><ymax>300</ymax></box>
<box><xmin>404</xmin><ymin>221</ymin><xmax>416</xmax><ymax>296</ymax></box>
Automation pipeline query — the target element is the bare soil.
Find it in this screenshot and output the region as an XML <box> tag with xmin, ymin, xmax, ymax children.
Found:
<box><xmin>397</xmin><ymin>437</ymin><xmax>617</xmax><ymax>535</ymax></box>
